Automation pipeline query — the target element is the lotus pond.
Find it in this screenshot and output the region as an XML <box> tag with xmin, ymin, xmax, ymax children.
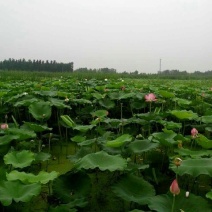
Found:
<box><xmin>0</xmin><ymin>74</ymin><xmax>212</xmax><ymax>211</ymax></box>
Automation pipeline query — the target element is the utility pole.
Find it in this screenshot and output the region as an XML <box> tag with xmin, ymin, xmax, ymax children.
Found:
<box><xmin>159</xmin><ymin>58</ymin><xmax>162</xmax><ymax>72</ymax></box>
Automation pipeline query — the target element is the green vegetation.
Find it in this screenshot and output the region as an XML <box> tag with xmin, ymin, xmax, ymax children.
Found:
<box><xmin>0</xmin><ymin>71</ymin><xmax>211</xmax><ymax>211</ymax></box>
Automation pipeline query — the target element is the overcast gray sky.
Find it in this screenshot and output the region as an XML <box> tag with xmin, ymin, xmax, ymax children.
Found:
<box><xmin>0</xmin><ymin>0</ymin><xmax>212</xmax><ymax>73</ymax></box>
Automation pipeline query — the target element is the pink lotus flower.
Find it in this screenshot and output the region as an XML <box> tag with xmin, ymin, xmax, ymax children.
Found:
<box><xmin>170</xmin><ymin>179</ymin><xmax>180</xmax><ymax>195</ymax></box>
<box><xmin>145</xmin><ymin>93</ymin><xmax>157</xmax><ymax>102</ymax></box>
<box><xmin>1</xmin><ymin>123</ymin><xmax>8</xmax><ymax>130</ymax></box>
<box><xmin>191</xmin><ymin>128</ymin><xmax>198</xmax><ymax>138</ymax></box>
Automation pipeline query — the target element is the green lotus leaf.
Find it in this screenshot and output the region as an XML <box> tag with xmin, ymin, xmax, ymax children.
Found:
<box><xmin>206</xmin><ymin>190</ymin><xmax>212</xmax><ymax>200</ymax></box>
<box><xmin>171</xmin><ymin>158</ymin><xmax>212</xmax><ymax>177</ymax></box>
<box><xmin>103</xmin><ymin>118</ymin><xmax>121</xmax><ymax>128</ymax></box>
<box><xmin>106</xmin><ymin>134</ymin><xmax>132</xmax><ymax>148</ymax></box>
<box><xmin>35</xmin><ymin>152</ymin><xmax>51</xmax><ymax>161</ymax></box>
<box><xmin>159</xmin><ymin>120</ymin><xmax>182</xmax><ymax>130</ymax></box>
<box><xmin>152</xmin><ymin>130</ymin><xmax>177</xmax><ymax>147</ymax></box>
<box><xmin>60</xmin><ymin>115</ymin><xmax>76</xmax><ymax>128</ymax></box>
<box><xmin>7</xmin><ymin>128</ymin><xmax>36</xmax><ymax>140</ymax></box>
<box><xmin>176</xmin><ymin>98</ymin><xmax>192</xmax><ymax>106</ymax></box>
<box><xmin>78</xmin><ymin>138</ymin><xmax>96</xmax><ymax>146</ymax></box>
<box><xmin>52</xmin><ymin>171</ymin><xmax>91</xmax><ymax>203</ymax></box>
<box><xmin>170</xmin><ymin>110</ymin><xmax>198</xmax><ymax>120</ymax></box>
<box><xmin>129</xmin><ymin>139</ymin><xmax>159</xmax><ymax>154</ymax></box>
<box><xmin>68</xmin><ymin>147</ymin><xmax>93</xmax><ymax>163</ymax></box>
<box><xmin>72</xmin><ymin>98</ymin><xmax>92</xmax><ymax>104</ymax></box>
<box><xmin>73</xmin><ymin>125</ymin><xmax>94</xmax><ymax>133</ymax></box>
<box><xmin>135</xmin><ymin>93</ymin><xmax>145</xmax><ymax>100</ymax></box>
<box><xmin>98</xmin><ymin>98</ymin><xmax>115</xmax><ymax>109</ymax></box>
<box><xmin>118</xmin><ymin>92</ymin><xmax>135</xmax><ymax>100</ymax></box>
<box><xmin>74</xmin><ymin>151</ymin><xmax>127</xmax><ymax>171</ymax></box>
<box><xmin>196</xmin><ymin>134</ymin><xmax>212</xmax><ymax>149</ymax></box>
<box><xmin>205</xmin><ymin>127</ymin><xmax>212</xmax><ymax>132</ymax></box>
<box><xmin>108</xmin><ymin>92</ymin><xmax>122</xmax><ymax>100</ymax></box>
<box><xmin>4</xmin><ymin>150</ymin><xmax>35</xmax><ymax>168</ymax></box>
<box><xmin>29</xmin><ymin>101</ymin><xmax>51</xmax><ymax>121</ymax></box>
<box><xmin>91</xmin><ymin>110</ymin><xmax>108</xmax><ymax>118</ymax></box>
<box><xmin>158</xmin><ymin>90</ymin><xmax>175</xmax><ymax>98</ymax></box>
<box><xmin>6</xmin><ymin>170</ymin><xmax>58</xmax><ymax>184</ymax></box>
<box><xmin>14</xmin><ymin>98</ymin><xmax>38</xmax><ymax>107</ymax></box>
<box><xmin>201</xmin><ymin>115</ymin><xmax>212</xmax><ymax>124</ymax></box>
<box><xmin>0</xmin><ymin>135</ymin><xmax>19</xmax><ymax>146</ymax></box>
<box><xmin>5</xmin><ymin>93</ymin><xmax>29</xmax><ymax>103</ymax></box>
<box><xmin>0</xmin><ymin>180</ymin><xmax>41</xmax><ymax>206</ymax></box>
<box><xmin>91</xmin><ymin>92</ymin><xmax>105</xmax><ymax>100</ymax></box>
<box><xmin>136</xmin><ymin>112</ymin><xmax>161</xmax><ymax>121</ymax></box>
<box><xmin>33</xmin><ymin>90</ymin><xmax>57</xmax><ymax>97</ymax></box>
<box><xmin>23</xmin><ymin>122</ymin><xmax>52</xmax><ymax>132</ymax></box>
<box><xmin>71</xmin><ymin>135</ymin><xmax>86</xmax><ymax>143</ymax></box>
<box><xmin>130</xmin><ymin>101</ymin><xmax>146</xmax><ymax>109</ymax></box>
<box><xmin>112</xmin><ymin>174</ymin><xmax>155</xmax><ymax>205</ymax></box>
<box><xmin>49</xmin><ymin>97</ymin><xmax>71</xmax><ymax>109</ymax></box>
<box><xmin>174</xmin><ymin>148</ymin><xmax>212</xmax><ymax>158</ymax></box>
<box><xmin>148</xmin><ymin>191</ymin><xmax>211</xmax><ymax>212</ymax></box>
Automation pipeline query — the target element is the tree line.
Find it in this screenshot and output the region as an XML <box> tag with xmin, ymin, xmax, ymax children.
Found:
<box><xmin>0</xmin><ymin>58</ymin><xmax>73</xmax><ymax>72</ymax></box>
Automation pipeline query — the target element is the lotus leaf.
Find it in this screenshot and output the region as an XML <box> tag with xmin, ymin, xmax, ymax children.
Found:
<box><xmin>78</xmin><ymin>138</ymin><xmax>96</xmax><ymax>146</ymax></box>
<box><xmin>91</xmin><ymin>92</ymin><xmax>105</xmax><ymax>100</ymax></box>
<box><xmin>106</xmin><ymin>134</ymin><xmax>132</xmax><ymax>148</ymax></box>
<box><xmin>129</xmin><ymin>139</ymin><xmax>159</xmax><ymax>154</ymax></box>
<box><xmin>201</xmin><ymin>115</ymin><xmax>212</xmax><ymax>123</ymax></box>
<box><xmin>49</xmin><ymin>97</ymin><xmax>71</xmax><ymax>109</ymax></box>
<box><xmin>148</xmin><ymin>191</ymin><xmax>211</xmax><ymax>212</ymax></box>
<box><xmin>7</xmin><ymin>128</ymin><xmax>36</xmax><ymax>140</ymax></box>
<box><xmin>4</xmin><ymin>150</ymin><xmax>35</xmax><ymax>168</ymax></box>
<box><xmin>206</xmin><ymin>190</ymin><xmax>212</xmax><ymax>200</ymax></box>
<box><xmin>112</xmin><ymin>174</ymin><xmax>155</xmax><ymax>205</ymax></box>
<box><xmin>6</xmin><ymin>170</ymin><xmax>58</xmax><ymax>184</ymax></box>
<box><xmin>152</xmin><ymin>130</ymin><xmax>177</xmax><ymax>147</ymax></box>
<box><xmin>0</xmin><ymin>135</ymin><xmax>19</xmax><ymax>146</ymax></box>
<box><xmin>29</xmin><ymin>101</ymin><xmax>51</xmax><ymax>121</ymax></box>
<box><xmin>73</xmin><ymin>125</ymin><xmax>94</xmax><ymax>132</ymax></box>
<box><xmin>74</xmin><ymin>151</ymin><xmax>127</xmax><ymax>171</ymax></box>
<box><xmin>13</xmin><ymin>98</ymin><xmax>38</xmax><ymax>107</ymax></box>
<box><xmin>171</xmin><ymin>158</ymin><xmax>212</xmax><ymax>177</ymax></box>
<box><xmin>35</xmin><ymin>152</ymin><xmax>51</xmax><ymax>161</ymax></box>
<box><xmin>159</xmin><ymin>120</ymin><xmax>182</xmax><ymax>130</ymax></box>
<box><xmin>72</xmin><ymin>98</ymin><xmax>92</xmax><ymax>104</ymax></box>
<box><xmin>61</xmin><ymin>115</ymin><xmax>76</xmax><ymax>128</ymax></box>
<box><xmin>196</xmin><ymin>134</ymin><xmax>212</xmax><ymax>149</ymax></box>
<box><xmin>170</xmin><ymin>110</ymin><xmax>198</xmax><ymax>120</ymax></box>
<box><xmin>33</xmin><ymin>90</ymin><xmax>56</xmax><ymax>97</ymax></box>
<box><xmin>130</xmin><ymin>101</ymin><xmax>146</xmax><ymax>109</ymax></box>
<box><xmin>98</xmin><ymin>98</ymin><xmax>115</xmax><ymax>109</ymax></box>
<box><xmin>0</xmin><ymin>180</ymin><xmax>41</xmax><ymax>206</ymax></box>
<box><xmin>52</xmin><ymin>171</ymin><xmax>90</xmax><ymax>203</ymax></box>
<box><xmin>91</xmin><ymin>109</ymin><xmax>108</xmax><ymax>118</ymax></box>
<box><xmin>175</xmin><ymin>148</ymin><xmax>212</xmax><ymax>158</ymax></box>
<box><xmin>158</xmin><ymin>90</ymin><xmax>175</xmax><ymax>98</ymax></box>
<box><xmin>23</xmin><ymin>122</ymin><xmax>52</xmax><ymax>132</ymax></box>
<box><xmin>71</xmin><ymin>135</ymin><xmax>86</xmax><ymax>143</ymax></box>
<box><xmin>176</xmin><ymin>98</ymin><xmax>192</xmax><ymax>106</ymax></box>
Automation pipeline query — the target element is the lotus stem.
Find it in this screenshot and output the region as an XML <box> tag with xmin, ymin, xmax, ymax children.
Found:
<box><xmin>171</xmin><ymin>194</ymin><xmax>176</xmax><ymax>212</ymax></box>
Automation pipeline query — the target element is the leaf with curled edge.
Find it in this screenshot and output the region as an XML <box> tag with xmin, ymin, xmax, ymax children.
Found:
<box><xmin>74</xmin><ymin>151</ymin><xmax>127</xmax><ymax>172</ymax></box>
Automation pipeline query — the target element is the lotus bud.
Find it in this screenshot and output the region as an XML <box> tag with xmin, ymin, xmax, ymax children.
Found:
<box><xmin>170</xmin><ymin>179</ymin><xmax>180</xmax><ymax>196</ymax></box>
<box><xmin>1</xmin><ymin>123</ymin><xmax>8</xmax><ymax>130</ymax></box>
<box><xmin>191</xmin><ymin>128</ymin><xmax>198</xmax><ymax>138</ymax></box>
